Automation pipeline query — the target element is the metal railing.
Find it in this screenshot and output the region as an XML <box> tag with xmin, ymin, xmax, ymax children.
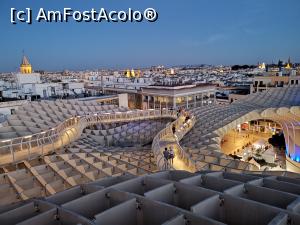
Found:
<box><xmin>0</xmin><ymin>100</ymin><xmax>29</xmax><ymax>108</ymax></box>
<box><xmin>151</xmin><ymin>114</ymin><xmax>196</xmax><ymax>170</ymax></box>
<box><xmin>172</xmin><ymin>117</ymin><xmax>198</xmax><ymax>171</ymax></box>
<box><xmin>0</xmin><ymin>109</ymin><xmax>177</xmax><ymax>166</ymax></box>
<box><xmin>0</xmin><ymin>105</ymin><xmax>299</xmax><ymax>178</ymax></box>
<box><xmin>154</xmin><ymin>114</ymin><xmax>266</xmax><ymax>173</ymax></box>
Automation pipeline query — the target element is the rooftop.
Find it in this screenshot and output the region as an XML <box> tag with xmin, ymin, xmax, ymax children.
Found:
<box><xmin>0</xmin><ymin>87</ymin><xmax>299</xmax><ymax>224</ymax></box>
<box><xmin>0</xmin><ymin>170</ymin><xmax>299</xmax><ymax>225</ymax></box>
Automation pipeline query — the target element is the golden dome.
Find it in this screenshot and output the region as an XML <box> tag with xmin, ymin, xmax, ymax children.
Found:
<box><xmin>126</xmin><ymin>69</ymin><xmax>131</xmax><ymax>78</ymax></box>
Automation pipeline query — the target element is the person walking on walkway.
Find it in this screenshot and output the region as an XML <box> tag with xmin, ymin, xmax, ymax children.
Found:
<box><xmin>169</xmin><ymin>146</ymin><xmax>175</xmax><ymax>165</ymax></box>
<box><xmin>172</xmin><ymin>124</ymin><xmax>176</xmax><ymax>135</ymax></box>
<box><xmin>163</xmin><ymin>147</ymin><xmax>169</xmax><ymax>170</ymax></box>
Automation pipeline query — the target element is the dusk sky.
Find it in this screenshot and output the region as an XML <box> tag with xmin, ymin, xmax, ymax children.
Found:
<box><xmin>0</xmin><ymin>0</ymin><xmax>300</xmax><ymax>72</ymax></box>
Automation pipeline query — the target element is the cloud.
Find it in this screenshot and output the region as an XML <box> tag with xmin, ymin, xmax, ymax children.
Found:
<box><xmin>206</xmin><ymin>33</ymin><xmax>228</xmax><ymax>44</ymax></box>
<box><xmin>242</xmin><ymin>27</ymin><xmax>260</xmax><ymax>35</ymax></box>
<box><xmin>180</xmin><ymin>33</ymin><xmax>229</xmax><ymax>48</ymax></box>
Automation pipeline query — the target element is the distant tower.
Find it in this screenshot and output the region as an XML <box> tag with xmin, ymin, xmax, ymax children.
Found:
<box><xmin>20</xmin><ymin>55</ymin><xmax>32</xmax><ymax>74</ymax></box>
<box><xmin>126</xmin><ymin>69</ymin><xmax>131</xmax><ymax>78</ymax></box>
<box><xmin>285</xmin><ymin>56</ymin><xmax>292</xmax><ymax>69</ymax></box>
<box><xmin>258</xmin><ymin>63</ymin><xmax>266</xmax><ymax>70</ymax></box>
<box><xmin>170</xmin><ymin>68</ymin><xmax>175</xmax><ymax>75</ymax></box>
<box><xmin>131</xmin><ymin>69</ymin><xmax>135</xmax><ymax>77</ymax></box>
<box><xmin>278</xmin><ymin>60</ymin><xmax>283</xmax><ymax>72</ymax></box>
<box><xmin>100</xmin><ymin>70</ymin><xmax>104</xmax><ymax>94</ymax></box>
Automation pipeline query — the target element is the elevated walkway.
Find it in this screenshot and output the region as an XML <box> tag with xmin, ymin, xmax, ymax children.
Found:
<box><xmin>0</xmin><ymin>109</ymin><xmax>177</xmax><ymax>166</ymax></box>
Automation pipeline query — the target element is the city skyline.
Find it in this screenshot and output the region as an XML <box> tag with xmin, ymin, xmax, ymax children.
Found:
<box><xmin>4</xmin><ymin>55</ymin><xmax>299</xmax><ymax>73</ymax></box>
<box><xmin>1</xmin><ymin>0</ymin><xmax>300</xmax><ymax>72</ymax></box>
